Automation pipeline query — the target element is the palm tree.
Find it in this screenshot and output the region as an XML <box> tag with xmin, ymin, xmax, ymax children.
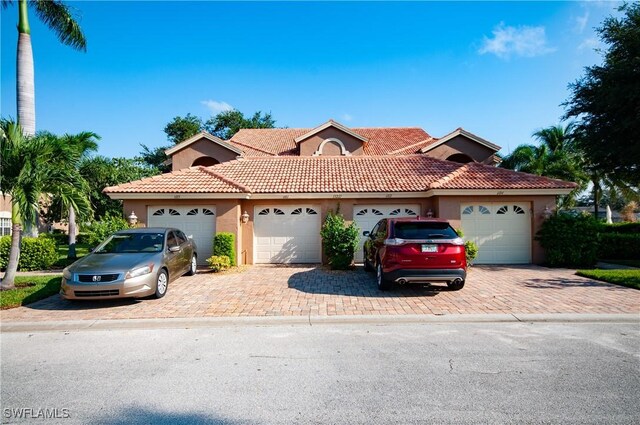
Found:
<box><xmin>0</xmin><ymin>119</ymin><xmax>91</xmax><ymax>290</ymax></box>
<box><xmin>500</xmin><ymin>123</ymin><xmax>588</xmax><ymax>207</ymax></box>
<box><xmin>1</xmin><ymin>0</ymin><xmax>86</xmax><ymax>136</ymax></box>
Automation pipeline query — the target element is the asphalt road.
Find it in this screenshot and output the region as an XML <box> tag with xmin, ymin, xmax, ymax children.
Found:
<box><xmin>1</xmin><ymin>320</ymin><xmax>639</xmax><ymax>424</ymax></box>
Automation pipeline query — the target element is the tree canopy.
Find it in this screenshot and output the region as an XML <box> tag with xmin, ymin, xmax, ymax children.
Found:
<box><xmin>205</xmin><ymin>110</ymin><xmax>276</xmax><ymax>140</ymax></box>
<box><xmin>564</xmin><ymin>3</ymin><xmax>640</xmax><ymax>186</ymax></box>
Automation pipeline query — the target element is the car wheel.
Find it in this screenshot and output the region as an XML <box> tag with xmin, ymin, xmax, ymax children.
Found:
<box><xmin>363</xmin><ymin>249</ymin><xmax>373</xmax><ymax>272</ymax></box>
<box><xmin>376</xmin><ymin>262</ymin><xmax>392</xmax><ymax>291</ymax></box>
<box><xmin>155</xmin><ymin>269</ymin><xmax>169</xmax><ymax>298</ymax></box>
<box><xmin>447</xmin><ymin>279</ymin><xmax>465</xmax><ymax>291</ymax></box>
<box><xmin>186</xmin><ymin>254</ymin><xmax>197</xmax><ymax>276</ymax></box>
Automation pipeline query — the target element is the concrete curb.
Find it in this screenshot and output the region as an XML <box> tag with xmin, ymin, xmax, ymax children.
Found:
<box><xmin>1</xmin><ymin>313</ymin><xmax>638</xmax><ymax>333</ymax></box>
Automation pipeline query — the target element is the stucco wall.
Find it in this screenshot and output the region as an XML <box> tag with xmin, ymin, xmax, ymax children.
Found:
<box><xmin>171</xmin><ymin>139</ymin><xmax>239</xmax><ymax>171</ymax></box>
<box><xmin>426</xmin><ymin>136</ymin><xmax>496</xmax><ymax>164</ymax></box>
<box><xmin>298</xmin><ymin>127</ymin><xmax>365</xmax><ymax>156</ymax></box>
<box><xmin>434</xmin><ymin>195</ymin><xmax>556</xmax><ymax>264</ymax></box>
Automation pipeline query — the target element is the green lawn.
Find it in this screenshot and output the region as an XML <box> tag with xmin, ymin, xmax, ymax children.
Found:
<box><xmin>54</xmin><ymin>243</ymin><xmax>90</xmax><ymax>268</ymax></box>
<box><xmin>0</xmin><ymin>275</ymin><xmax>62</xmax><ymax>309</ymax></box>
<box><xmin>576</xmin><ymin>269</ymin><xmax>640</xmax><ymax>290</ymax></box>
<box><xmin>599</xmin><ymin>259</ymin><xmax>640</xmax><ymax>268</ymax></box>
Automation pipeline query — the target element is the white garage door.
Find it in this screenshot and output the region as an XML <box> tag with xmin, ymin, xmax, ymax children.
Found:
<box><xmin>460</xmin><ymin>202</ymin><xmax>531</xmax><ymax>264</ymax></box>
<box><xmin>254</xmin><ymin>206</ymin><xmax>321</xmax><ymax>264</ymax></box>
<box><xmin>352</xmin><ymin>204</ymin><xmax>420</xmax><ymax>262</ymax></box>
<box><xmin>147</xmin><ymin>206</ymin><xmax>216</xmax><ymax>264</ymax></box>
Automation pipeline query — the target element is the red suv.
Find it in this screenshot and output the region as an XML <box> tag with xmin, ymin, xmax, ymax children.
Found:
<box><xmin>363</xmin><ymin>218</ymin><xmax>467</xmax><ymax>291</ymax></box>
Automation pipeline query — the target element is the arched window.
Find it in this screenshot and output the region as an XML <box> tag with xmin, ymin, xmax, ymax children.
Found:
<box><xmin>192</xmin><ymin>156</ymin><xmax>220</xmax><ymax>167</ymax></box>
<box><xmin>446</xmin><ymin>153</ymin><xmax>474</xmax><ymax>164</ymax></box>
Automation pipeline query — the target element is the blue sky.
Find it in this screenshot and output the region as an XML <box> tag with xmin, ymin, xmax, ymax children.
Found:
<box><xmin>1</xmin><ymin>1</ymin><xmax>622</xmax><ymax>159</ymax></box>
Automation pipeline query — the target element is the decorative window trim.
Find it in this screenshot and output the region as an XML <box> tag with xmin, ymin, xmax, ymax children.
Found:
<box><xmin>312</xmin><ymin>138</ymin><xmax>352</xmax><ymax>157</ymax></box>
<box><xmin>497</xmin><ymin>205</ymin><xmax>508</xmax><ymax>215</ymax></box>
<box><xmin>258</xmin><ymin>209</ymin><xmax>270</xmax><ymax>216</ymax></box>
<box><xmin>513</xmin><ymin>205</ymin><xmax>526</xmax><ymax>215</ymax></box>
<box><xmin>273</xmin><ymin>208</ymin><xmax>285</xmax><ymax>215</ymax></box>
<box><xmin>389</xmin><ymin>208</ymin><xmax>402</xmax><ymax>216</ymax></box>
<box><xmin>405</xmin><ymin>208</ymin><xmax>417</xmax><ymax>216</ymax></box>
<box><xmin>306</xmin><ymin>208</ymin><xmax>318</xmax><ymax>215</ymax></box>
<box><xmin>462</xmin><ymin>206</ymin><xmax>474</xmax><ymax>215</ymax></box>
<box><xmin>291</xmin><ymin>208</ymin><xmax>303</xmax><ymax>215</ymax></box>
<box><xmin>479</xmin><ymin>206</ymin><xmax>490</xmax><ymax>215</ymax></box>
<box><xmin>355</xmin><ymin>209</ymin><xmax>368</xmax><ymax>216</ymax></box>
<box><xmin>187</xmin><ymin>209</ymin><xmax>198</xmax><ymax>216</ymax></box>
<box><xmin>203</xmin><ymin>208</ymin><xmax>215</xmax><ymax>216</ymax></box>
<box><xmin>152</xmin><ymin>209</ymin><xmax>165</xmax><ymax>216</ymax></box>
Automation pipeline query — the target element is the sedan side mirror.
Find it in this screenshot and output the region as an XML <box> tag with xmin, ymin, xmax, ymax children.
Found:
<box><xmin>362</xmin><ymin>231</ymin><xmax>370</xmax><ymax>237</ymax></box>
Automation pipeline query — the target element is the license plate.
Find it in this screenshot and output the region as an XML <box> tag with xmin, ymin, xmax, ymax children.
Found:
<box><xmin>421</xmin><ymin>244</ymin><xmax>438</xmax><ymax>253</ymax></box>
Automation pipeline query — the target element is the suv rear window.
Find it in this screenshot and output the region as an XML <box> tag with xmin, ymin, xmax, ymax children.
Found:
<box><xmin>393</xmin><ymin>222</ymin><xmax>458</xmax><ymax>240</ymax></box>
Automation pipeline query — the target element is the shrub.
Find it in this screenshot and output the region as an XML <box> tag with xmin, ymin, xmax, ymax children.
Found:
<box><xmin>455</xmin><ymin>228</ymin><xmax>479</xmax><ymax>265</ymax></box>
<box><xmin>320</xmin><ymin>210</ymin><xmax>360</xmax><ymax>270</ymax></box>
<box><xmin>213</xmin><ymin>232</ymin><xmax>236</xmax><ymax>266</ymax></box>
<box><xmin>536</xmin><ymin>213</ymin><xmax>599</xmax><ymax>267</ymax></box>
<box><xmin>597</xmin><ymin>222</ymin><xmax>640</xmax><ymax>234</ymax></box>
<box><xmin>597</xmin><ymin>233</ymin><xmax>640</xmax><ymax>260</ymax></box>
<box><xmin>83</xmin><ymin>214</ymin><xmax>130</xmax><ymax>246</ymax></box>
<box><xmin>206</xmin><ymin>255</ymin><xmax>231</xmax><ymax>272</ymax></box>
<box><xmin>0</xmin><ymin>235</ymin><xmax>58</xmax><ymax>271</ymax></box>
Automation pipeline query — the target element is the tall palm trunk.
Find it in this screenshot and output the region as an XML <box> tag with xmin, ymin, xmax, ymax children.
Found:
<box><xmin>68</xmin><ymin>206</ymin><xmax>77</xmax><ymax>259</ymax></box>
<box><xmin>1</xmin><ymin>205</ymin><xmax>22</xmax><ymax>290</ymax></box>
<box><xmin>16</xmin><ymin>0</ymin><xmax>35</xmax><ymax>136</ymax></box>
<box><xmin>17</xmin><ymin>0</ymin><xmax>38</xmax><ymax>237</ymax></box>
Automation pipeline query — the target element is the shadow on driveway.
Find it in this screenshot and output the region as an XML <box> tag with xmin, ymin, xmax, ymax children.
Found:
<box><xmin>287</xmin><ymin>265</ymin><xmax>453</xmax><ymax>297</ymax></box>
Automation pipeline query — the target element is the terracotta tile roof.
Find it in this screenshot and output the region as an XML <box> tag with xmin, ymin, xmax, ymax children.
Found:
<box><xmin>104</xmin><ymin>156</ymin><xmax>576</xmax><ymax>195</ymax></box>
<box><xmin>230</xmin><ymin>127</ymin><xmax>433</xmax><ymax>156</ymax></box>
<box><xmin>431</xmin><ymin>162</ymin><xmax>578</xmax><ymax>190</ymax></box>
<box><xmin>103</xmin><ymin>166</ymin><xmax>245</xmax><ymax>194</ymax></box>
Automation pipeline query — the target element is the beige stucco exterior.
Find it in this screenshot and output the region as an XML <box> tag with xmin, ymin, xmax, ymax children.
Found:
<box><xmin>171</xmin><ymin>138</ymin><xmax>240</xmax><ymax>171</ymax></box>
<box><xmin>298</xmin><ymin>127</ymin><xmax>365</xmax><ymax>156</ymax></box>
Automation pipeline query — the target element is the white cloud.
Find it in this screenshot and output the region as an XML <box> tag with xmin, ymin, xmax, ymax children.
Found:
<box><xmin>478</xmin><ymin>23</ymin><xmax>555</xmax><ymax>59</ymax></box>
<box><xmin>201</xmin><ymin>100</ymin><xmax>233</xmax><ymax>114</ymax></box>
<box><xmin>575</xmin><ymin>11</ymin><xmax>590</xmax><ymax>33</ymax></box>
<box><xmin>342</xmin><ymin>113</ymin><xmax>353</xmax><ymax>122</ymax></box>
<box><xmin>578</xmin><ymin>37</ymin><xmax>601</xmax><ymax>51</ymax></box>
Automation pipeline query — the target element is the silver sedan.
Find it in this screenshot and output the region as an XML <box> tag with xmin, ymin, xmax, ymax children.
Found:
<box><xmin>61</xmin><ymin>228</ymin><xmax>197</xmax><ymax>300</ymax></box>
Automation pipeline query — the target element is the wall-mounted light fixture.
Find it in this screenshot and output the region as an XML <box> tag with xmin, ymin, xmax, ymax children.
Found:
<box><xmin>127</xmin><ymin>211</ymin><xmax>138</xmax><ymax>226</ymax></box>
<box><xmin>240</xmin><ymin>210</ymin><xmax>250</xmax><ymax>224</ymax></box>
<box><xmin>542</xmin><ymin>206</ymin><xmax>553</xmax><ymax>220</ymax></box>
<box><xmin>426</xmin><ymin>209</ymin><xmax>434</xmax><ymax>218</ymax></box>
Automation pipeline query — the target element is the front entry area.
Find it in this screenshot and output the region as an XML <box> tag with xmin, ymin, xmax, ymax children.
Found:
<box><xmin>460</xmin><ymin>202</ymin><xmax>532</xmax><ymax>264</ymax></box>
<box><xmin>147</xmin><ymin>206</ymin><xmax>216</xmax><ymax>264</ymax></box>
<box><xmin>253</xmin><ymin>205</ymin><xmax>322</xmax><ymax>263</ymax></box>
<box><xmin>352</xmin><ymin>204</ymin><xmax>420</xmax><ymax>262</ymax></box>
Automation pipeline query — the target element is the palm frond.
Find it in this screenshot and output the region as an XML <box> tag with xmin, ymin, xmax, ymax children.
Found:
<box><xmin>32</xmin><ymin>0</ymin><xmax>86</xmax><ymax>51</ymax></box>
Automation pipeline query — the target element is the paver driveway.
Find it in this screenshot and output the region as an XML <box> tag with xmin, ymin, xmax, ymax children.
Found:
<box><xmin>1</xmin><ymin>265</ymin><xmax>638</xmax><ymax>322</ymax></box>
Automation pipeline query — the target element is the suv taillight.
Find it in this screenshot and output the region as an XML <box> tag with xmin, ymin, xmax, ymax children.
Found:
<box><xmin>384</xmin><ymin>238</ymin><xmax>406</xmax><ymax>246</ymax></box>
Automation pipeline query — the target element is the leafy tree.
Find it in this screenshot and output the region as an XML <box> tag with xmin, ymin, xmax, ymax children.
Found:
<box><xmin>164</xmin><ymin>113</ymin><xmax>203</xmax><ymax>145</ymax></box>
<box><xmin>564</xmin><ymin>3</ymin><xmax>640</xmax><ymax>187</ymax></box>
<box><xmin>205</xmin><ymin>110</ymin><xmax>276</xmax><ymax>140</ymax></box>
<box><xmin>1</xmin><ymin>0</ymin><xmax>87</xmax><ymax>136</ymax></box>
<box><xmin>500</xmin><ymin>123</ymin><xmax>587</xmax><ymax>207</ymax></box>
<box><xmin>79</xmin><ymin>156</ymin><xmax>159</xmax><ymax>220</ymax></box>
<box><xmin>136</xmin><ymin>144</ymin><xmax>171</xmax><ymax>173</ymax></box>
<box><xmin>0</xmin><ymin>119</ymin><xmax>90</xmax><ymax>289</ymax></box>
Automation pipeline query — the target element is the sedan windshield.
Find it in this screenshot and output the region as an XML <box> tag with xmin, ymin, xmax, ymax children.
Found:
<box><xmin>394</xmin><ymin>222</ymin><xmax>459</xmax><ymax>240</ymax></box>
<box><xmin>94</xmin><ymin>233</ymin><xmax>165</xmax><ymax>254</ymax></box>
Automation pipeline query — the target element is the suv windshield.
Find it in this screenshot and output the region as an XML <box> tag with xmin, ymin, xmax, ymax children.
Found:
<box><xmin>393</xmin><ymin>222</ymin><xmax>458</xmax><ymax>240</ymax></box>
<box><xmin>94</xmin><ymin>233</ymin><xmax>165</xmax><ymax>254</ymax></box>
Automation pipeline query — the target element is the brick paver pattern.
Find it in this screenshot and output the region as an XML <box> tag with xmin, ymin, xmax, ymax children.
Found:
<box><xmin>1</xmin><ymin>265</ymin><xmax>638</xmax><ymax>322</ymax></box>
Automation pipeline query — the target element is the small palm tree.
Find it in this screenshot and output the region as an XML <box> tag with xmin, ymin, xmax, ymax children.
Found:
<box><xmin>0</xmin><ymin>119</ymin><xmax>91</xmax><ymax>290</ymax></box>
<box><xmin>501</xmin><ymin>123</ymin><xmax>588</xmax><ymax>207</ymax></box>
<box><xmin>1</xmin><ymin>0</ymin><xmax>86</xmax><ymax>136</ymax></box>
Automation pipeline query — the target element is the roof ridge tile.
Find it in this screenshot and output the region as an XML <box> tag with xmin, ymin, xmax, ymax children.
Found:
<box><xmin>198</xmin><ymin>166</ymin><xmax>251</xmax><ymax>192</ymax></box>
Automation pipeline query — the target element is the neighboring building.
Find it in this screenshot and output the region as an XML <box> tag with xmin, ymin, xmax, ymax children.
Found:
<box><xmin>104</xmin><ymin>120</ymin><xmax>576</xmax><ymax>265</ymax></box>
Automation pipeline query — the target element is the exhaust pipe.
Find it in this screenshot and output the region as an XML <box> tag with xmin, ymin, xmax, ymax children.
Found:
<box><xmin>451</xmin><ymin>278</ymin><xmax>463</xmax><ymax>285</ymax></box>
<box><xmin>397</xmin><ymin>278</ymin><xmax>407</xmax><ymax>285</ymax></box>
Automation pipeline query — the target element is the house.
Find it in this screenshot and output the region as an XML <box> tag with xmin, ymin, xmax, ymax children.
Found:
<box><xmin>104</xmin><ymin>120</ymin><xmax>576</xmax><ymax>265</ymax></box>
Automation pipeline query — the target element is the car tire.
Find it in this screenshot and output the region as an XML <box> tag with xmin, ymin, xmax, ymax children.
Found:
<box><xmin>155</xmin><ymin>269</ymin><xmax>169</xmax><ymax>298</ymax></box>
<box><xmin>376</xmin><ymin>262</ymin><xmax>392</xmax><ymax>291</ymax></box>
<box><xmin>447</xmin><ymin>279</ymin><xmax>465</xmax><ymax>291</ymax></box>
<box><xmin>363</xmin><ymin>249</ymin><xmax>373</xmax><ymax>272</ymax></box>
<box><xmin>186</xmin><ymin>255</ymin><xmax>197</xmax><ymax>276</ymax></box>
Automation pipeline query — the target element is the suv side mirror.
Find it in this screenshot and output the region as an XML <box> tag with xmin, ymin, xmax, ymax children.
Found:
<box><xmin>362</xmin><ymin>231</ymin><xmax>370</xmax><ymax>237</ymax></box>
<box><xmin>168</xmin><ymin>245</ymin><xmax>181</xmax><ymax>253</ymax></box>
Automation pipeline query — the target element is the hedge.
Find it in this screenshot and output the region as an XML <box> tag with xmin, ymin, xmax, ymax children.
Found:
<box><xmin>213</xmin><ymin>233</ymin><xmax>236</xmax><ymax>266</ymax></box>
<box><xmin>0</xmin><ymin>235</ymin><xmax>58</xmax><ymax>271</ymax></box>
<box><xmin>536</xmin><ymin>214</ymin><xmax>600</xmax><ymax>267</ymax></box>
<box><xmin>597</xmin><ymin>233</ymin><xmax>640</xmax><ymax>260</ymax></box>
<box><xmin>320</xmin><ymin>210</ymin><xmax>360</xmax><ymax>270</ymax></box>
<box><xmin>597</xmin><ymin>222</ymin><xmax>640</xmax><ymax>234</ymax></box>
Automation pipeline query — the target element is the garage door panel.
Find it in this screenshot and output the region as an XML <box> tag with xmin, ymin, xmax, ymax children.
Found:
<box><xmin>352</xmin><ymin>204</ymin><xmax>420</xmax><ymax>262</ymax></box>
<box><xmin>461</xmin><ymin>202</ymin><xmax>531</xmax><ymax>264</ymax></box>
<box><xmin>148</xmin><ymin>206</ymin><xmax>216</xmax><ymax>265</ymax></box>
<box><xmin>254</xmin><ymin>205</ymin><xmax>321</xmax><ymax>264</ymax></box>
